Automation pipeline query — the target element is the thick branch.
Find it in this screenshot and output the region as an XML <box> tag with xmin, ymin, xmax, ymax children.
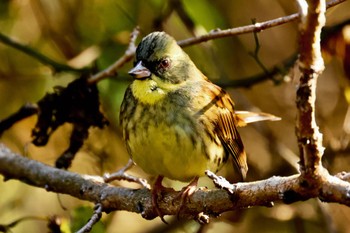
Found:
<box><xmin>295</xmin><ymin>0</ymin><xmax>326</xmax><ymax>179</ymax></box>
<box><xmin>1</xmin><ymin>144</ymin><xmax>350</xmax><ymax>221</ymax></box>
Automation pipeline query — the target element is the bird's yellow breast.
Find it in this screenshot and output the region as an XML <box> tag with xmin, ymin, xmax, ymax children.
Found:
<box><xmin>131</xmin><ymin>79</ymin><xmax>167</xmax><ymax>105</ymax></box>
<box><xmin>126</xmin><ymin>78</ymin><xmax>227</xmax><ymax>181</ymax></box>
<box><xmin>127</xmin><ymin>120</ymin><xmax>223</xmax><ymax>181</ymax></box>
<box><xmin>125</xmin><ymin>99</ymin><xmax>225</xmax><ymax>181</ymax></box>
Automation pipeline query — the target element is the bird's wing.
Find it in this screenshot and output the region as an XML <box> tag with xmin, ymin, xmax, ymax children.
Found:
<box><xmin>119</xmin><ymin>86</ymin><xmax>135</xmax><ymax>149</ymax></box>
<box><xmin>210</xmin><ymin>87</ymin><xmax>248</xmax><ymax>181</ymax></box>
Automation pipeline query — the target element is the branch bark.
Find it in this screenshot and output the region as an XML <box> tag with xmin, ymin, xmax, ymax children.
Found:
<box><xmin>295</xmin><ymin>0</ymin><xmax>326</xmax><ymax>188</ymax></box>
<box><xmin>1</xmin><ymin>143</ymin><xmax>350</xmax><ymax>222</ymax></box>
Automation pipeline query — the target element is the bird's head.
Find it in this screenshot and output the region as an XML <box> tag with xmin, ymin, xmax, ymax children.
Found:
<box><xmin>129</xmin><ymin>31</ymin><xmax>199</xmax><ymax>85</ymax></box>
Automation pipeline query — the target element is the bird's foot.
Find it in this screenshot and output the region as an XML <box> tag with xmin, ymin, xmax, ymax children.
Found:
<box><xmin>151</xmin><ymin>176</ymin><xmax>174</xmax><ymax>223</ymax></box>
<box><xmin>174</xmin><ymin>177</ymin><xmax>199</xmax><ymax>219</ymax></box>
<box><xmin>152</xmin><ymin>176</ymin><xmax>199</xmax><ymax>222</ymax></box>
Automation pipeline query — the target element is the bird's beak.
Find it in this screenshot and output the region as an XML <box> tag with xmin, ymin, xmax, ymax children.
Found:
<box><xmin>128</xmin><ymin>61</ymin><xmax>151</xmax><ymax>79</ymax></box>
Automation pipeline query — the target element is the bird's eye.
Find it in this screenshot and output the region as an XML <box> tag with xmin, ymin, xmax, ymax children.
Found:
<box><xmin>159</xmin><ymin>58</ymin><xmax>170</xmax><ymax>69</ymax></box>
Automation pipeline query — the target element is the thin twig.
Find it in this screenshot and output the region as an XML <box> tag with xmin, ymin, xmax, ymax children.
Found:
<box><xmin>103</xmin><ymin>159</ymin><xmax>150</xmax><ymax>189</ymax></box>
<box><xmin>0</xmin><ymin>216</ymin><xmax>47</xmax><ymax>232</ymax></box>
<box><xmin>177</xmin><ymin>0</ymin><xmax>345</xmax><ymax>47</ymax></box>
<box><xmin>76</xmin><ymin>204</ymin><xmax>103</xmax><ymax>233</ymax></box>
<box><xmin>216</xmin><ymin>53</ymin><xmax>298</xmax><ymax>87</ymax></box>
<box><xmin>0</xmin><ymin>103</ymin><xmax>38</xmax><ymax>136</ymax></box>
<box><xmin>205</xmin><ymin>170</ymin><xmax>236</xmax><ymax>194</ymax></box>
<box><xmin>0</xmin><ymin>32</ymin><xmax>89</xmax><ymax>73</ymax></box>
<box><xmin>248</xmin><ymin>18</ymin><xmax>271</xmax><ymax>79</ymax></box>
<box><xmin>87</xmin><ymin>27</ymin><xmax>140</xmax><ymax>84</ymax></box>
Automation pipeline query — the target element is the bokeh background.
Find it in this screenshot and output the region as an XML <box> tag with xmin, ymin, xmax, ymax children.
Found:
<box><xmin>1</xmin><ymin>0</ymin><xmax>350</xmax><ymax>232</ymax></box>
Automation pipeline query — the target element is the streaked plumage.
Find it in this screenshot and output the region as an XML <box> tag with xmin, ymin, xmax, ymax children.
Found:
<box><xmin>119</xmin><ymin>31</ymin><xmax>273</xmax><ymax>182</ymax></box>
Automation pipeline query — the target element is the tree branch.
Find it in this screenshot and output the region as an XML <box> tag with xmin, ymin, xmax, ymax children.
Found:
<box><xmin>1</xmin><ymin>143</ymin><xmax>350</xmax><ymax>222</ymax></box>
<box><xmin>87</xmin><ymin>27</ymin><xmax>140</xmax><ymax>84</ymax></box>
<box><xmin>85</xmin><ymin>0</ymin><xmax>345</xmax><ymax>84</ymax></box>
<box><xmin>295</xmin><ymin>0</ymin><xmax>326</xmax><ymax>183</ymax></box>
<box><xmin>176</xmin><ymin>0</ymin><xmax>345</xmax><ymax>47</ymax></box>
<box><xmin>0</xmin><ymin>32</ymin><xmax>89</xmax><ymax>73</ymax></box>
<box><xmin>76</xmin><ymin>204</ymin><xmax>103</xmax><ymax>233</ymax></box>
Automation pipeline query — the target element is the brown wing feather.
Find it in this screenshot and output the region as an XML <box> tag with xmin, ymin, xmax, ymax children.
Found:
<box><xmin>213</xmin><ymin>89</ymin><xmax>248</xmax><ymax>181</ymax></box>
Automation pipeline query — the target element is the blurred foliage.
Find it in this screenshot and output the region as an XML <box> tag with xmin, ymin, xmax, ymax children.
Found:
<box><xmin>1</xmin><ymin>0</ymin><xmax>350</xmax><ymax>232</ymax></box>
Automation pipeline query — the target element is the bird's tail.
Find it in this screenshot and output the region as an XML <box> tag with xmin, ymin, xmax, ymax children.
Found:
<box><xmin>235</xmin><ymin>111</ymin><xmax>281</xmax><ymax>127</ymax></box>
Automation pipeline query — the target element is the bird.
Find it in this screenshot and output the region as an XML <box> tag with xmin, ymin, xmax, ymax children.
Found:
<box><xmin>119</xmin><ymin>31</ymin><xmax>279</xmax><ymax>220</ymax></box>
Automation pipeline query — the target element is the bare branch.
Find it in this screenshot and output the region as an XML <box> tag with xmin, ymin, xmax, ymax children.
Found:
<box><xmin>0</xmin><ymin>103</ymin><xmax>38</xmax><ymax>136</ymax></box>
<box><xmin>87</xmin><ymin>27</ymin><xmax>140</xmax><ymax>84</ymax></box>
<box><xmin>177</xmin><ymin>0</ymin><xmax>345</xmax><ymax>47</ymax></box>
<box><xmin>0</xmin><ymin>32</ymin><xmax>89</xmax><ymax>73</ymax></box>
<box><xmin>1</xmin><ymin>143</ymin><xmax>350</xmax><ymax>222</ymax></box>
<box><xmin>103</xmin><ymin>159</ymin><xmax>151</xmax><ymax>189</ymax></box>
<box><xmin>0</xmin><ymin>216</ymin><xmax>47</xmax><ymax>232</ymax></box>
<box><xmin>76</xmin><ymin>204</ymin><xmax>103</xmax><ymax>233</ymax></box>
<box><xmin>295</xmin><ymin>0</ymin><xmax>326</xmax><ymax>180</ymax></box>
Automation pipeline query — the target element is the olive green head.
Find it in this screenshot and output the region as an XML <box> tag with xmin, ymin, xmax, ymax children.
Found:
<box><xmin>129</xmin><ymin>31</ymin><xmax>195</xmax><ymax>84</ymax></box>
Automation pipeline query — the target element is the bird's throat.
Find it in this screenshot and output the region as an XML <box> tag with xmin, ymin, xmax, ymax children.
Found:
<box><xmin>131</xmin><ymin>79</ymin><xmax>166</xmax><ymax>104</ymax></box>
